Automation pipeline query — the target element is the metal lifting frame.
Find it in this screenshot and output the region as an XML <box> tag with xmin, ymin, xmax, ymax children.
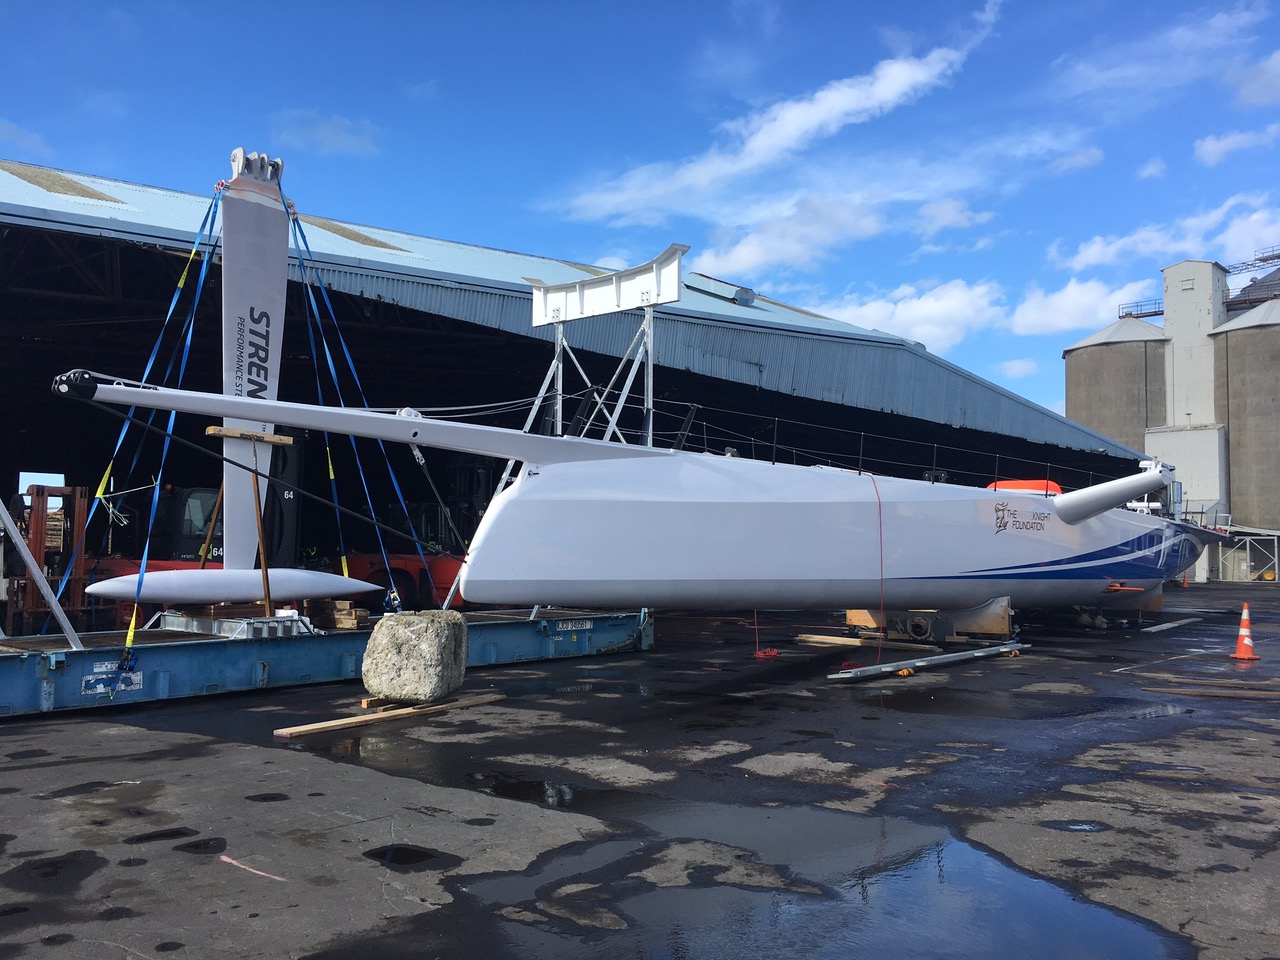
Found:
<box><xmin>437</xmin><ymin>245</ymin><xmax>689</xmax><ymax>611</ymax></box>
<box><xmin>491</xmin><ymin>243</ymin><xmax>689</xmax><ymax>488</ymax></box>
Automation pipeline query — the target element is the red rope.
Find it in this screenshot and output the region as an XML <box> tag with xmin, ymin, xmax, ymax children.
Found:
<box><xmin>751</xmin><ymin>609</ymin><xmax>779</xmax><ymax>659</ymax></box>
<box><xmin>868</xmin><ymin>473</ymin><xmax>886</xmax><ymax>664</ymax></box>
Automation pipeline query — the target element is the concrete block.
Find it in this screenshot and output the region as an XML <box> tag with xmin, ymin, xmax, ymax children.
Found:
<box><xmin>362</xmin><ymin>610</ymin><xmax>468</xmax><ymax>703</ymax></box>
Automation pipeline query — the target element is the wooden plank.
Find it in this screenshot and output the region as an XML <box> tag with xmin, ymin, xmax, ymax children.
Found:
<box><xmin>1131</xmin><ymin>673</ymin><xmax>1280</xmax><ymax>688</ymax></box>
<box><xmin>204</xmin><ymin>425</ymin><xmax>295</xmax><ymax>445</ymax></box>
<box><xmin>272</xmin><ymin>693</ymin><xmax>506</xmax><ymax>739</ymax></box>
<box><xmin>1141</xmin><ymin>686</ymin><xmax>1280</xmax><ymax>701</ymax></box>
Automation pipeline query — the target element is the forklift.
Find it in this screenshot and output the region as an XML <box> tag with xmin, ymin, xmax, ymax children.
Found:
<box><xmin>1</xmin><ymin>485</ymin><xmax>92</xmax><ymax>637</ymax></box>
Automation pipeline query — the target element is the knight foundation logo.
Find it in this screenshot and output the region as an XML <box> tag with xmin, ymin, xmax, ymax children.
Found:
<box><xmin>995</xmin><ymin>501</ymin><xmax>1050</xmax><ymax>534</ymax></box>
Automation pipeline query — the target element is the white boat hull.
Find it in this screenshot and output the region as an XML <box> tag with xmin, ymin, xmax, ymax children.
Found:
<box><xmin>460</xmin><ymin>456</ymin><xmax>1206</xmax><ymax>610</ymax></box>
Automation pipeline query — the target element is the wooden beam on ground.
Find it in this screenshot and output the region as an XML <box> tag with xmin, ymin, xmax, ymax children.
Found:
<box><xmin>1130</xmin><ymin>673</ymin><xmax>1280</xmax><ymax>688</ymax></box>
<box><xmin>795</xmin><ymin>634</ymin><xmax>942</xmax><ymax>653</ymax></box>
<box><xmin>273</xmin><ymin>693</ymin><xmax>505</xmax><ymax>739</ymax></box>
<box><xmin>1141</xmin><ymin>686</ymin><xmax>1280</xmax><ymax>701</ymax></box>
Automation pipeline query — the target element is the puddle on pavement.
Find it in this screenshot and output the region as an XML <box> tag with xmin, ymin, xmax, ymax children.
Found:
<box><xmin>173</xmin><ymin>837</ymin><xmax>227</xmax><ymax>855</ymax></box>
<box><xmin>469</xmin><ymin>771</ymin><xmax>577</xmax><ymax>807</ymax></box>
<box><xmin>0</xmin><ymin>850</ymin><xmax>109</xmax><ymax>895</ymax></box>
<box><xmin>862</xmin><ymin>688</ymin><xmax>1182</xmax><ymax>723</ymax></box>
<box><xmin>122</xmin><ymin>827</ymin><xmax>199</xmax><ymax>845</ymax></box>
<box><xmin>363</xmin><ymin>844</ymin><xmax>463</xmax><ymax>873</ymax></box>
<box><xmin>457</xmin><ymin>797</ymin><xmax>1181</xmax><ymax>959</ymax></box>
<box><xmin>1041</xmin><ymin>820</ymin><xmax>1111</xmax><ymax>833</ymax></box>
<box><xmin>491</xmin><ymin>677</ymin><xmax>654</xmax><ymax>697</ymax></box>
<box><xmin>862</xmin><ymin>688</ymin><xmax>1107</xmax><ymax>719</ymax></box>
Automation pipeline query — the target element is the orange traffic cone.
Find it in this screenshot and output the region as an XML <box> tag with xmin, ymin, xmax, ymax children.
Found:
<box><xmin>1229</xmin><ymin>603</ymin><xmax>1259</xmax><ymax>661</ymax></box>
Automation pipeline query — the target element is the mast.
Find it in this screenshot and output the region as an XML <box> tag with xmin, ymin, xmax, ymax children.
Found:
<box><xmin>219</xmin><ymin>148</ymin><xmax>289</xmax><ymax>569</ymax></box>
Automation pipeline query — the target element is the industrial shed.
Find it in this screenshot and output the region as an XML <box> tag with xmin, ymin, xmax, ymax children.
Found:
<box><xmin>1</xmin><ymin>156</ymin><xmax>1138</xmax><ymax>535</ymax></box>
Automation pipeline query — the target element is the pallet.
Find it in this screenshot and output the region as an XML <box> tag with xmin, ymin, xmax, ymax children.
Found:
<box><xmin>304</xmin><ymin>598</ymin><xmax>373</xmax><ymax>630</ymax></box>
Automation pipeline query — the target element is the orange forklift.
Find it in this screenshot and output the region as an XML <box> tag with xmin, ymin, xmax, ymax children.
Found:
<box><xmin>2</xmin><ymin>485</ymin><xmax>93</xmax><ymax>637</ymax></box>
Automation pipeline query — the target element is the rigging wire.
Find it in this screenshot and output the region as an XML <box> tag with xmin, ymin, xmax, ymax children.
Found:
<box><xmin>74</xmin><ymin>394</ymin><xmax>444</xmax><ymax>554</ymax></box>
<box><xmin>289</xmin><ymin>212</ymin><xmax>427</xmax><ymax>611</ymax></box>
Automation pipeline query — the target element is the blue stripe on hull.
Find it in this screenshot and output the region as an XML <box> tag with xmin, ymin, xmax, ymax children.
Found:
<box><xmin>939</xmin><ymin>531</ymin><xmax>1203</xmax><ymax>583</ymax></box>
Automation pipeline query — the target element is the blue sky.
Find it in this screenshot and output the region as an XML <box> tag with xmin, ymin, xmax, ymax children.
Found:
<box><xmin>3</xmin><ymin>1</ymin><xmax>1278</xmax><ymax>413</ymax></box>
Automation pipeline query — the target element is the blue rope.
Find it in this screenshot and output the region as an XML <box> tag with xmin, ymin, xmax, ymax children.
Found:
<box><xmin>295</xmin><ymin>248</ymin><xmax>353</xmax><ymax>579</ymax></box>
<box><xmin>289</xmin><ymin>215</ymin><xmax>433</xmax><ymax>610</ymax></box>
<box><xmin>44</xmin><ymin>194</ymin><xmax>222</xmax><ymax>633</ymax></box>
<box><xmin>290</xmin><ymin>215</ymin><xmax>436</xmax><ymax>608</ymax></box>
<box><xmin>129</xmin><ymin>237</ymin><xmax>208</xmax><ymax>626</ymax></box>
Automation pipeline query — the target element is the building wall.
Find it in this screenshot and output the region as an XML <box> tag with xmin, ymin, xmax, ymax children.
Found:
<box><xmin>1162</xmin><ymin>260</ymin><xmax>1227</xmax><ymax>425</ymax></box>
<box><xmin>1064</xmin><ymin>340</ymin><xmax>1166</xmax><ymax>453</ymax></box>
<box><xmin>1215</xmin><ymin>327</ymin><xmax>1280</xmax><ymax>529</ymax></box>
<box><xmin>1144</xmin><ymin>424</ymin><xmax>1229</xmax><ymax>524</ymax></box>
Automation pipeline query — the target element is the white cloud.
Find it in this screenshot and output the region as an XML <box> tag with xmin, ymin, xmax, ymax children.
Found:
<box><xmin>404</xmin><ymin>80</ymin><xmax>439</xmax><ymax>103</ymax></box>
<box><xmin>815</xmin><ymin>278</ymin><xmax>1006</xmax><ymax>354</ymax></box>
<box><xmin>690</xmin><ymin>1</ymin><xmax>779</xmax><ymax>92</ymax></box>
<box><xmin>1232</xmin><ymin>48</ymin><xmax>1280</xmax><ymax>105</ymax></box>
<box><xmin>1194</xmin><ymin>123</ymin><xmax>1280</xmax><ymax>166</ymax></box>
<box><xmin>691</xmin><ymin>194</ymin><xmax>882</xmax><ymax>277</ymax></box>
<box><xmin>998</xmin><ymin>358</ymin><xmax>1039</xmax><ymax>378</ymax></box>
<box><xmin>271</xmin><ymin>110</ymin><xmax>381</xmax><ymax>157</ymax></box>
<box><xmin>1050</xmin><ymin>193</ymin><xmax>1273</xmax><ymax>271</ymax></box>
<box><xmin>565</xmin><ymin>4</ymin><xmax>1000</xmax><ymax>226</ymax></box>
<box><xmin>592</xmin><ymin>254</ymin><xmax>631</xmax><ymax>272</ymax></box>
<box><xmin>1009</xmin><ymin>277</ymin><xmax>1154</xmax><ymax>335</ymax></box>
<box><xmin>803</xmin><ymin>273</ymin><xmax>1157</xmax><ymax>356</ymax></box>
<box><xmin>1215</xmin><ymin>206</ymin><xmax>1280</xmax><ymax>265</ymax></box>
<box><xmin>1050</xmin><ymin>147</ymin><xmax>1104</xmax><ymax>174</ymax></box>
<box><xmin>0</xmin><ymin>119</ymin><xmax>52</xmax><ymax>157</ymax></box>
<box><xmin>1050</xmin><ymin>3</ymin><xmax>1268</xmax><ymax>112</ymax></box>
<box><xmin>1136</xmin><ymin>157</ymin><xmax>1166</xmax><ymax>179</ymax></box>
<box><xmin>919</xmin><ymin>198</ymin><xmax>994</xmax><ymax>238</ymax></box>
<box><xmin>691</xmin><ymin>40</ymin><xmax>765</xmax><ymax>93</ymax></box>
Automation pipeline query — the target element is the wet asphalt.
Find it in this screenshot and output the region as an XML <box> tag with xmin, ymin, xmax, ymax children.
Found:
<box><xmin>1</xmin><ymin>581</ymin><xmax>1278</xmax><ymax>959</ymax></box>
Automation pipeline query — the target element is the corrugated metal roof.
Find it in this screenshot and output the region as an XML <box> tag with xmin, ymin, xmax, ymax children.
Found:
<box><xmin>1063</xmin><ymin>316</ymin><xmax>1167</xmax><ymax>353</ymax></box>
<box><xmin>0</xmin><ymin>157</ymin><xmax>1139</xmax><ymax>457</ymax></box>
<box><xmin>1211</xmin><ymin>298</ymin><xmax>1280</xmax><ymax>334</ymax></box>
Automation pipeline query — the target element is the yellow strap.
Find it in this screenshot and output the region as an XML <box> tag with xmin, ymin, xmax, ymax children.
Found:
<box><xmin>175</xmin><ymin>246</ymin><xmax>199</xmax><ymax>289</ymax></box>
<box><xmin>94</xmin><ymin>462</ymin><xmax>113</xmax><ymax>501</ymax></box>
<box><xmin>124</xmin><ymin>603</ymin><xmax>138</xmax><ymax>648</ymax></box>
